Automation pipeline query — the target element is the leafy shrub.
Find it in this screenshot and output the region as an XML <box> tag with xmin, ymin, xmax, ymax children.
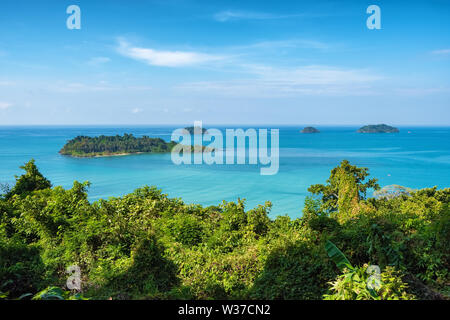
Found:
<box><xmin>165</xmin><ymin>214</ymin><xmax>205</xmax><ymax>246</ymax></box>
<box><xmin>0</xmin><ymin>239</ymin><xmax>46</xmax><ymax>298</ymax></box>
<box><xmin>324</xmin><ymin>264</ymin><xmax>415</xmax><ymax>300</ymax></box>
<box><xmin>250</xmin><ymin>241</ymin><xmax>335</xmax><ymax>299</ymax></box>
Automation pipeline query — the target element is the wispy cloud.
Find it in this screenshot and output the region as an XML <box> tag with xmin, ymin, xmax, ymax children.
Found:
<box><xmin>0</xmin><ymin>102</ymin><xmax>13</xmax><ymax>110</ymax></box>
<box><xmin>117</xmin><ymin>40</ymin><xmax>224</xmax><ymax>67</ymax></box>
<box><xmin>131</xmin><ymin>108</ymin><xmax>143</xmax><ymax>114</ymax></box>
<box><xmin>244</xmin><ymin>65</ymin><xmax>382</xmax><ymax>84</ymax></box>
<box><xmin>394</xmin><ymin>87</ymin><xmax>450</xmax><ymax>96</ymax></box>
<box><xmin>177</xmin><ymin>65</ymin><xmax>383</xmax><ymax>97</ymax></box>
<box><xmin>431</xmin><ymin>49</ymin><xmax>450</xmax><ymax>55</ymax></box>
<box><xmin>52</xmin><ymin>82</ymin><xmax>114</xmax><ymax>93</ymax></box>
<box><xmin>213</xmin><ymin>10</ymin><xmax>311</xmax><ymax>22</ymax></box>
<box><xmin>243</xmin><ymin>39</ymin><xmax>330</xmax><ymax>50</ymax></box>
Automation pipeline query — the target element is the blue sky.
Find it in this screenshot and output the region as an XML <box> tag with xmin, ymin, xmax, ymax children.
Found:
<box><xmin>0</xmin><ymin>0</ymin><xmax>449</xmax><ymax>125</ymax></box>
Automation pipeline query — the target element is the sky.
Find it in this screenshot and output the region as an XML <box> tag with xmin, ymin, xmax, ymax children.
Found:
<box><xmin>0</xmin><ymin>0</ymin><xmax>449</xmax><ymax>125</ymax></box>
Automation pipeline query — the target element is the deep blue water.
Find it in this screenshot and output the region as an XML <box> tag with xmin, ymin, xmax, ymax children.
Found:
<box><xmin>0</xmin><ymin>125</ymin><xmax>449</xmax><ymax>218</ymax></box>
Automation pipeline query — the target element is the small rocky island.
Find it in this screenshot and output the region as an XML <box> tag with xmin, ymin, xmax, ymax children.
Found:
<box><xmin>357</xmin><ymin>124</ymin><xmax>399</xmax><ymax>133</ymax></box>
<box><xmin>60</xmin><ymin>134</ymin><xmax>212</xmax><ymax>158</ymax></box>
<box><xmin>301</xmin><ymin>127</ymin><xmax>320</xmax><ymax>133</ymax></box>
<box><xmin>184</xmin><ymin>126</ymin><xmax>208</xmax><ymax>134</ymax></box>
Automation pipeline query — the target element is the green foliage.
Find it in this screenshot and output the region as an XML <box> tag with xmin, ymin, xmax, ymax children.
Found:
<box><xmin>59</xmin><ymin>134</ymin><xmax>177</xmax><ymax>157</ymax></box>
<box><xmin>0</xmin><ymin>239</ymin><xmax>46</xmax><ymax>298</ymax></box>
<box><xmin>325</xmin><ymin>240</ymin><xmax>353</xmax><ymax>271</ymax></box>
<box><xmin>308</xmin><ymin>160</ymin><xmax>380</xmax><ymax>214</ymax></box>
<box><xmin>0</xmin><ymin>159</ymin><xmax>448</xmax><ymax>300</ymax></box>
<box><xmin>324</xmin><ymin>264</ymin><xmax>415</xmax><ymax>300</ymax></box>
<box><xmin>250</xmin><ymin>241</ymin><xmax>336</xmax><ymax>300</ymax></box>
<box><xmin>5</xmin><ymin>159</ymin><xmax>51</xmax><ymax>199</ymax></box>
<box><xmin>164</xmin><ymin>214</ymin><xmax>205</xmax><ymax>247</ymax></box>
<box><xmin>92</xmin><ymin>236</ymin><xmax>179</xmax><ymax>299</ymax></box>
<box><xmin>32</xmin><ymin>286</ymin><xmax>89</xmax><ymax>300</ymax></box>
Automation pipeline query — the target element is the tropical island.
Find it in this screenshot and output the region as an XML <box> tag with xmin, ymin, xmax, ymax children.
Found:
<box><xmin>0</xmin><ymin>159</ymin><xmax>448</xmax><ymax>301</ymax></box>
<box><xmin>301</xmin><ymin>127</ymin><xmax>320</xmax><ymax>133</ymax></box>
<box><xmin>357</xmin><ymin>124</ymin><xmax>400</xmax><ymax>133</ymax></box>
<box><xmin>59</xmin><ymin>134</ymin><xmax>213</xmax><ymax>157</ymax></box>
<box><xmin>59</xmin><ymin>134</ymin><xmax>177</xmax><ymax>157</ymax></box>
<box><xmin>184</xmin><ymin>126</ymin><xmax>208</xmax><ymax>134</ymax></box>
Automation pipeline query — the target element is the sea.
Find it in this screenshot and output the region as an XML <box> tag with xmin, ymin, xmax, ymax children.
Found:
<box><xmin>0</xmin><ymin>125</ymin><xmax>449</xmax><ymax>219</ymax></box>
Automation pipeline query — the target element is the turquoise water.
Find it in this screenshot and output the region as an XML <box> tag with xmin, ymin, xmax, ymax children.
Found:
<box><xmin>0</xmin><ymin>126</ymin><xmax>449</xmax><ymax>219</ymax></box>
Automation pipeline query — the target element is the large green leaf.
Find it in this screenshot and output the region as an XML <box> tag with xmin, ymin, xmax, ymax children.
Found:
<box><xmin>325</xmin><ymin>240</ymin><xmax>353</xmax><ymax>271</ymax></box>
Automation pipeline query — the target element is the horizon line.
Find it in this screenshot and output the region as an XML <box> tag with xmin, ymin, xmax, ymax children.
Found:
<box><xmin>1</xmin><ymin>123</ymin><xmax>450</xmax><ymax>127</ymax></box>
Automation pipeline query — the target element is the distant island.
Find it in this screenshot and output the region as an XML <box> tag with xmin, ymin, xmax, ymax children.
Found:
<box><xmin>357</xmin><ymin>124</ymin><xmax>399</xmax><ymax>133</ymax></box>
<box><xmin>301</xmin><ymin>127</ymin><xmax>320</xmax><ymax>133</ymax></box>
<box><xmin>184</xmin><ymin>126</ymin><xmax>208</xmax><ymax>134</ymax></box>
<box><xmin>60</xmin><ymin>134</ymin><xmax>213</xmax><ymax>158</ymax></box>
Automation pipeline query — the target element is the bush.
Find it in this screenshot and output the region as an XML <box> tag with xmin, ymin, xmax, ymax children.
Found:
<box><xmin>324</xmin><ymin>264</ymin><xmax>415</xmax><ymax>300</ymax></box>
<box><xmin>0</xmin><ymin>239</ymin><xmax>46</xmax><ymax>298</ymax></box>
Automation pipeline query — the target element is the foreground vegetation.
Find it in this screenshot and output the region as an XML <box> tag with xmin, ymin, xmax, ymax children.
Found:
<box><xmin>0</xmin><ymin>160</ymin><xmax>448</xmax><ymax>300</ymax></box>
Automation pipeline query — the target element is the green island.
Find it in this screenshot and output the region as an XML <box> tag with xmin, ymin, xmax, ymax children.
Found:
<box><xmin>357</xmin><ymin>124</ymin><xmax>400</xmax><ymax>133</ymax></box>
<box><xmin>59</xmin><ymin>134</ymin><xmax>212</xmax><ymax>157</ymax></box>
<box><xmin>301</xmin><ymin>127</ymin><xmax>320</xmax><ymax>133</ymax></box>
<box><xmin>0</xmin><ymin>159</ymin><xmax>448</xmax><ymax>300</ymax></box>
<box><xmin>184</xmin><ymin>126</ymin><xmax>208</xmax><ymax>134</ymax></box>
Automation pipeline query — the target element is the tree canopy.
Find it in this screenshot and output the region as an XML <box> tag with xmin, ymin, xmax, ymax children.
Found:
<box><xmin>4</xmin><ymin>159</ymin><xmax>51</xmax><ymax>199</ymax></box>
<box><xmin>308</xmin><ymin>160</ymin><xmax>380</xmax><ymax>213</ymax></box>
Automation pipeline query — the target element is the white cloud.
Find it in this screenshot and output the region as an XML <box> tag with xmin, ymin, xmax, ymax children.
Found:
<box><xmin>244</xmin><ymin>39</ymin><xmax>330</xmax><ymax>50</ymax></box>
<box><xmin>117</xmin><ymin>40</ymin><xmax>224</xmax><ymax>67</ymax></box>
<box><xmin>0</xmin><ymin>102</ymin><xmax>12</xmax><ymax>110</ymax></box>
<box><xmin>213</xmin><ymin>10</ymin><xmax>308</xmax><ymax>22</ymax></box>
<box><xmin>131</xmin><ymin>108</ymin><xmax>143</xmax><ymax>114</ymax></box>
<box><xmin>431</xmin><ymin>49</ymin><xmax>450</xmax><ymax>55</ymax></box>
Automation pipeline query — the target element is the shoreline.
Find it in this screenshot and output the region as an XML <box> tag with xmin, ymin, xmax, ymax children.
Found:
<box><xmin>60</xmin><ymin>147</ymin><xmax>215</xmax><ymax>158</ymax></box>
<box><xmin>60</xmin><ymin>152</ymin><xmax>147</xmax><ymax>158</ymax></box>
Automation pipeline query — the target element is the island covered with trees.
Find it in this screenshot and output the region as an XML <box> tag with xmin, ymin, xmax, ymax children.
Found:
<box><xmin>0</xmin><ymin>159</ymin><xmax>448</xmax><ymax>300</ymax></box>
<box><xmin>301</xmin><ymin>127</ymin><xmax>320</xmax><ymax>133</ymax></box>
<box><xmin>184</xmin><ymin>126</ymin><xmax>208</xmax><ymax>134</ymax></box>
<box><xmin>59</xmin><ymin>134</ymin><xmax>178</xmax><ymax>157</ymax></box>
<box><xmin>59</xmin><ymin>134</ymin><xmax>213</xmax><ymax>158</ymax></box>
<box><xmin>357</xmin><ymin>124</ymin><xmax>400</xmax><ymax>133</ymax></box>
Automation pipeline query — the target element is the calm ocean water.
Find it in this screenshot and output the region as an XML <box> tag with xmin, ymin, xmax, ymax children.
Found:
<box><xmin>0</xmin><ymin>125</ymin><xmax>449</xmax><ymax>218</ymax></box>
